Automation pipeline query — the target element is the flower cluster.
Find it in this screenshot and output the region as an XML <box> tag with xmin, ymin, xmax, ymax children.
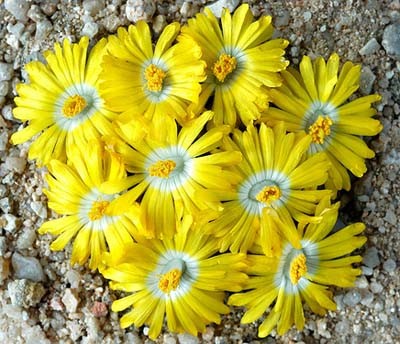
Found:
<box><xmin>11</xmin><ymin>4</ymin><xmax>380</xmax><ymax>340</ymax></box>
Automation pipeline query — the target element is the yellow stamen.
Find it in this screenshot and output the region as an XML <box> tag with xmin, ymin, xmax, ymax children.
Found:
<box><xmin>158</xmin><ymin>268</ymin><xmax>182</xmax><ymax>294</ymax></box>
<box><xmin>256</xmin><ymin>185</ymin><xmax>281</xmax><ymax>205</ymax></box>
<box><xmin>144</xmin><ymin>64</ymin><xmax>166</xmax><ymax>92</ymax></box>
<box><xmin>308</xmin><ymin>115</ymin><xmax>333</xmax><ymax>144</ymax></box>
<box><xmin>290</xmin><ymin>253</ymin><xmax>307</xmax><ymax>285</ymax></box>
<box><xmin>62</xmin><ymin>95</ymin><xmax>87</xmax><ymax>118</ymax></box>
<box><xmin>212</xmin><ymin>53</ymin><xmax>237</xmax><ymax>82</ymax></box>
<box><xmin>149</xmin><ymin>159</ymin><xmax>176</xmax><ymax>178</ymax></box>
<box><xmin>88</xmin><ymin>200</ymin><xmax>109</xmax><ymax>221</ymax></box>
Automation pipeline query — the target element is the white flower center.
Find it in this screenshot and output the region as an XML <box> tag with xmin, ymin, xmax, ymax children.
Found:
<box><xmin>54</xmin><ymin>83</ymin><xmax>102</xmax><ymax>131</ymax></box>
<box><xmin>79</xmin><ymin>188</ymin><xmax>119</xmax><ymax>230</ymax></box>
<box><xmin>147</xmin><ymin>250</ymin><xmax>199</xmax><ymax>301</ymax></box>
<box><xmin>144</xmin><ymin>145</ymin><xmax>193</xmax><ymax>192</ymax></box>
<box><xmin>214</xmin><ymin>46</ymin><xmax>246</xmax><ymax>88</ymax></box>
<box><xmin>274</xmin><ymin>240</ymin><xmax>319</xmax><ymax>294</ymax></box>
<box><xmin>142</xmin><ymin>59</ymin><xmax>170</xmax><ymax>103</ymax></box>
<box><xmin>238</xmin><ymin>170</ymin><xmax>290</xmax><ymax>215</ymax></box>
<box><xmin>302</xmin><ymin>101</ymin><xmax>338</xmax><ymax>154</ymax></box>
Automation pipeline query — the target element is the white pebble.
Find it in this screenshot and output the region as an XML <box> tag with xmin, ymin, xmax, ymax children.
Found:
<box><xmin>62</xmin><ymin>288</ymin><xmax>80</xmax><ymax>313</ymax></box>
<box><xmin>0</xmin><ymin>62</ymin><xmax>13</xmax><ymax>81</ymax></box>
<box><xmin>206</xmin><ymin>0</ymin><xmax>240</xmax><ymax>18</ymax></box>
<box><xmin>383</xmin><ymin>258</ymin><xmax>396</xmax><ymax>273</ymax></box>
<box><xmin>12</xmin><ymin>252</ymin><xmax>45</xmax><ymax>282</ymax></box>
<box><xmin>126</xmin><ymin>0</ymin><xmax>156</xmax><ymax>22</ymax></box>
<box><xmin>81</xmin><ymin>22</ymin><xmax>99</xmax><ymax>38</ymax></box>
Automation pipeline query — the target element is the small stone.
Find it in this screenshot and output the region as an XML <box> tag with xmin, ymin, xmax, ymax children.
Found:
<box><xmin>355</xmin><ymin>275</ymin><xmax>369</xmax><ymax>289</ymax></box>
<box><xmin>177</xmin><ymin>333</ymin><xmax>199</xmax><ymax>344</ymax></box>
<box><xmin>359</xmin><ymin>38</ymin><xmax>381</xmax><ymax>55</ymax></box>
<box><xmin>202</xmin><ymin>327</ymin><xmax>214</xmax><ymax>341</ymax></box>
<box><xmin>126</xmin><ymin>0</ymin><xmax>156</xmax><ymax>22</ymax></box>
<box><xmin>40</xmin><ymin>0</ymin><xmax>58</xmax><ymax>16</ymax></box>
<box><xmin>16</xmin><ymin>229</ymin><xmax>37</xmax><ymax>250</ymax></box>
<box><xmin>0</xmin><ymin>131</ymin><xmax>8</xmax><ymax>151</ymax></box>
<box><xmin>382</xmin><ymin>23</ymin><xmax>400</xmax><ymax>60</ymax></box>
<box><xmin>152</xmin><ymin>15</ymin><xmax>167</xmax><ymax>35</ymax></box>
<box><xmin>163</xmin><ymin>334</ymin><xmax>177</xmax><ymax>344</ymax></box>
<box><xmin>2</xmin><ymin>104</ymin><xmax>14</xmax><ymax>120</ymax></box>
<box><xmin>0</xmin><ymin>62</ymin><xmax>13</xmax><ymax>81</ymax></box>
<box><xmin>8</xmin><ymin>279</ymin><xmax>45</xmax><ymax>308</ymax></box>
<box><xmin>81</xmin><ymin>22</ymin><xmax>99</xmax><ymax>38</ymax></box>
<box><xmin>30</xmin><ymin>201</ymin><xmax>47</xmax><ymax>219</ymax></box>
<box><xmin>275</xmin><ymin>10</ymin><xmax>290</xmax><ymax>27</ymax></box>
<box><xmin>125</xmin><ymin>332</ymin><xmax>142</xmax><ymax>344</ymax></box>
<box><xmin>370</xmin><ymin>281</ymin><xmax>384</xmax><ymax>294</ymax></box>
<box><xmin>0</xmin><ymin>236</ymin><xmax>7</xmax><ymax>256</ymax></box>
<box><xmin>12</xmin><ymin>252</ymin><xmax>45</xmax><ymax>282</ymax></box>
<box><xmin>206</xmin><ymin>0</ymin><xmax>240</xmax><ymax>18</ymax></box>
<box><xmin>361</xmin><ymin>265</ymin><xmax>373</xmax><ymax>276</ymax></box>
<box><xmin>0</xmin><ymin>81</ymin><xmax>9</xmax><ymax>97</ymax></box>
<box><xmin>0</xmin><ymin>198</ymin><xmax>11</xmax><ymax>214</ymax></box>
<box><xmin>4</xmin><ymin>214</ymin><xmax>18</xmax><ymax>232</ymax></box>
<box><xmin>101</xmin><ymin>14</ymin><xmax>121</xmax><ymax>32</ymax></box>
<box><xmin>62</xmin><ymin>288</ymin><xmax>80</xmax><ymax>313</ymax></box>
<box><xmin>5</xmin><ymin>156</ymin><xmax>26</xmax><ymax>174</ymax></box>
<box><xmin>360</xmin><ymin>66</ymin><xmax>376</xmax><ymax>94</ymax></box>
<box><xmin>66</xmin><ymin>269</ymin><xmax>81</xmax><ymax>289</ymax></box>
<box><xmin>7</xmin><ymin>22</ymin><xmax>25</xmax><ymax>38</ymax></box>
<box><xmin>91</xmin><ymin>301</ymin><xmax>108</xmax><ymax>317</ymax></box>
<box><xmin>363</xmin><ymin>247</ymin><xmax>380</xmax><ymax>268</ymax></box>
<box><xmin>35</xmin><ymin>20</ymin><xmax>53</xmax><ymax>41</ymax></box>
<box><xmin>4</xmin><ymin>0</ymin><xmax>30</xmax><ymax>22</ymax></box>
<box><xmin>0</xmin><ymin>257</ymin><xmax>10</xmax><ymax>283</ymax></box>
<box><xmin>27</xmin><ymin>4</ymin><xmax>45</xmax><ymax>22</ymax></box>
<box><xmin>83</xmin><ymin>0</ymin><xmax>105</xmax><ymax>16</ymax></box>
<box><xmin>384</xmin><ymin>209</ymin><xmax>397</xmax><ymax>225</ymax></box>
<box><xmin>360</xmin><ymin>290</ymin><xmax>374</xmax><ymax>307</ymax></box>
<box><xmin>50</xmin><ymin>296</ymin><xmax>64</xmax><ymax>311</ymax></box>
<box><xmin>143</xmin><ymin>326</ymin><xmax>149</xmax><ymax>336</ymax></box>
<box><xmin>343</xmin><ymin>290</ymin><xmax>361</xmax><ymax>306</ymax></box>
<box><xmin>303</xmin><ymin>11</ymin><xmax>312</xmax><ymax>22</ymax></box>
<box><xmin>383</xmin><ymin>258</ymin><xmax>396</xmax><ymax>273</ymax></box>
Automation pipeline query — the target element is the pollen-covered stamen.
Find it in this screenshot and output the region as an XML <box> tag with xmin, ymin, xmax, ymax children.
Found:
<box><xmin>256</xmin><ymin>185</ymin><xmax>281</xmax><ymax>205</ymax></box>
<box><xmin>144</xmin><ymin>64</ymin><xmax>166</xmax><ymax>92</ymax></box>
<box><xmin>149</xmin><ymin>159</ymin><xmax>176</xmax><ymax>178</ymax></box>
<box><xmin>158</xmin><ymin>268</ymin><xmax>182</xmax><ymax>294</ymax></box>
<box><xmin>62</xmin><ymin>94</ymin><xmax>87</xmax><ymax>118</ymax></box>
<box><xmin>88</xmin><ymin>200</ymin><xmax>110</xmax><ymax>221</ymax></box>
<box><xmin>213</xmin><ymin>53</ymin><xmax>237</xmax><ymax>83</ymax></box>
<box><xmin>289</xmin><ymin>253</ymin><xmax>307</xmax><ymax>285</ymax></box>
<box><xmin>308</xmin><ymin>115</ymin><xmax>333</xmax><ymax>144</ymax></box>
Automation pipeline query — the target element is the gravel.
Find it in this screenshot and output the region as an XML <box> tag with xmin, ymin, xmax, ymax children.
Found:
<box><xmin>0</xmin><ymin>0</ymin><xmax>399</xmax><ymax>343</ymax></box>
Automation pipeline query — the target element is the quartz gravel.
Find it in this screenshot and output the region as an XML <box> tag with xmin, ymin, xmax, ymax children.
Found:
<box><xmin>0</xmin><ymin>0</ymin><xmax>399</xmax><ymax>343</ymax></box>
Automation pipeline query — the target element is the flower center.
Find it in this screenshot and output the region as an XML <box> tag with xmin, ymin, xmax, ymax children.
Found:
<box><xmin>88</xmin><ymin>200</ymin><xmax>109</xmax><ymax>221</ymax></box>
<box><xmin>144</xmin><ymin>64</ymin><xmax>166</xmax><ymax>92</ymax></box>
<box><xmin>289</xmin><ymin>253</ymin><xmax>307</xmax><ymax>285</ymax></box>
<box><xmin>308</xmin><ymin>115</ymin><xmax>333</xmax><ymax>144</ymax></box>
<box><xmin>213</xmin><ymin>53</ymin><xmax>237</xmax><ymax>83</ymax></box>
<box><xmin>62</xmin><ymin>94</ymin><xmax>87</xmax><ymax>118</ymax></box>
<box><xmin>149</xmin><ymin>159</ymin><xmax>176</xmax><ymax>178</ymax></box>
<box><xmin>158</xmin><ymin>268</ymin><xmax>182</xmax><ymax>294</ymax></box>
<box><xmin>256</xmin><ymin>185</ymin><xmax>281</xmax><ymax>205</ymax></box>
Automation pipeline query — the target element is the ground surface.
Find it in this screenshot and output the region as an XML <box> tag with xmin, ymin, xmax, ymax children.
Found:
<box><xmin>0</xmin><ymin>0</ymin><xmax>399</xmax><ymax>343</ymax></box>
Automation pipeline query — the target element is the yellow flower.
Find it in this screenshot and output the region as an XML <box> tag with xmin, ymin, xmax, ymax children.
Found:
<box><xmin>201</xmin><ymin>122</ymin><xmax>331</xmax><ymax>254</ymax></box>
<box><xmin>101</xmin><ymin>215</ymin><xmax>248</xmax><ymax>340</ymax></box>
<box><xmin>11</xmin><ymin>37</ymin><xmax>117</xmax><ymax>166</ymax></box>
<box><xmin>229</xmin><ymin>197</ymin><xmax>366</xmax><ymax>337</ymax></box>
<box><xmin>100</xmin><ymin>21</ymin><xmax>206</xmax><ymax>132</ymax></box>
<box><xmin>38</xmin><ymin>139</ymin><xmax>141</xmax><ymax>270</ymax></box>
<box><xmin>179</xmin><ymin>4</ymin><xmax>289</xmax><ymax>127</ymax></box>
<box><xmin>101</xmin><ymin>111</ymin><xmax>242</xmax><ymax>239</ymax></box>
<box><xmin>262</xmin><ymin>53</ymin><xmax>382</xmax><ymax>191</ymax></box>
